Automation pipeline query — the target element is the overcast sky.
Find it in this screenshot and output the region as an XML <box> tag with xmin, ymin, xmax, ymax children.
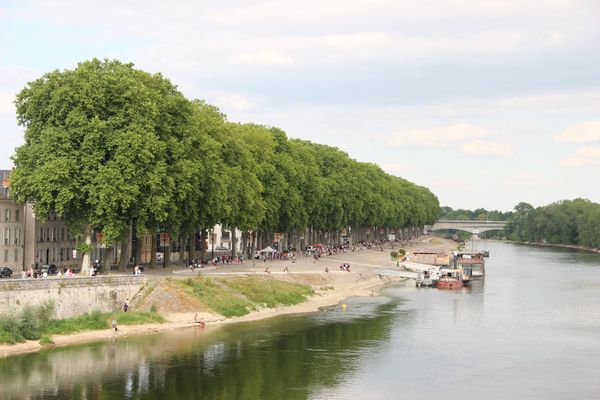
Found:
<box><xmin>1</xmin><ymin>0</ymin><xmax>600</xmax><ymax>211</ymax></box>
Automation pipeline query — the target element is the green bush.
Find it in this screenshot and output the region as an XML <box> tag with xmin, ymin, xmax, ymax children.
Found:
<box><xmin>390</xmin><ymin>251</ymin><xmax>398</xmax><ymax>259</ymax></box>
<box><xmin>20</xmin><ymin>306</ymin><xmax>40</xmax><ymax>340</ymax></box>
<box><xmin>39</xmin><ymin>335</ymin><xmax>54</xmax><ymax>345</ymax></box>
<box><xmin>0</xmin><ymin>314</ymin><xmax>24</xmax><ymax>344</ymax></box>
<box><xmin>0</xmin><ymin>303</ymin><xmax>166</xmax><ymax>345</ymax></box>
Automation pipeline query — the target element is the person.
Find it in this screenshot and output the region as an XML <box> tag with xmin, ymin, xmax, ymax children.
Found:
<box><xmin>123</xmin><ymin>299</ymin><xmax>129</xmax><ymax>312</ymax></box>
<box><xmin>111</xmin><ymin>319</ymin><xmax>118</xmax><ymax>332</ymax></box>
<box><xmin>325</xmin><ymin>266</ymin><xmax>329</xmax><ymax>273</ymax></box>
<box><xmin>283</xmin><ymin>266</ymin><xmax>289</xmax><ymax>273</ymax></box>
<box><xmin>264</xmin><ymin>266</ymin><xmax>271</xmax><ymax>274</ymax></box>
<box><xmin>194</xmin><ymin>313</ymin><xmax>206</xmax><ymax>328</ymax></box>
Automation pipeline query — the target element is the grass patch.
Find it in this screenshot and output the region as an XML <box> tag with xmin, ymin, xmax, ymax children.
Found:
<box><xmin>223</xmin><ymin>277</ymin><xmax>313</xmax><ymax>308</ymax></box>
<box><xmin>39</xmin><ymin>335</ymin><xmax>54</xmax><ymax>345</ymax></box>
<box><xmin>175</xmin><ymin>278</ymin><xmax>252</xmax><ymax>317</ymax></box>
<box><xmin>174</xmin><ymin>276</ymin><xmax>314</xmax><ymax>317</ymax></box>
<box><xmin>0</xmin><ymin>301</ymin><xmax>165</xmax><ymax>345</ymax></box>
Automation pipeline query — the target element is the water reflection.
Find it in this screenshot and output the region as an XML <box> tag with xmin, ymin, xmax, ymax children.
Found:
<box><xmin>0</xmin><ymin>297</ymin><xmax>401</xmax><ymax>399</ymax></box>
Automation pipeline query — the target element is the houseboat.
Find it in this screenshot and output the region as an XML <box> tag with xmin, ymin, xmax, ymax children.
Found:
<box><xmin>435</xmin><ymin>269</ymin><xmax>464</xmax><ymax>289</ymax></box>
<box><xmin>454</xmin><ymin>251</ymin><xmax>486</xmax><ymax>280</ymax></box>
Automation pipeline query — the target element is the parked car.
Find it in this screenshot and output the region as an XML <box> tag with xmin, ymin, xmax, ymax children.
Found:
<box><xmin>0</xmin><ymin>266</ymin><xmax>13</xmax><ymax>278</ymax></box>
<box><xmin>38</xmin><ymin>264</ymin><xmax>58</xmax><ymax>276</ymax></box>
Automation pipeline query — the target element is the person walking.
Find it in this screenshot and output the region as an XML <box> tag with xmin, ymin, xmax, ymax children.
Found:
<box><xmin>123</xmin><ymin>298</ymin><xmax>129</xmax><ymax>312</ymax></box>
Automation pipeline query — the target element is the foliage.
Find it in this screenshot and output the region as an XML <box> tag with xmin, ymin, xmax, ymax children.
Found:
<box><xmin>39</xmin><ymin>335</ymin><xmax>54</xmax><ymax>345</ymax></box>
<box><xmin>223</xmin><ymin>277</ymin><xmax>313</xmax><ymax>307</ymax></box>
<box><xmin>504</xmin><ymin>198</ymin><xmax>600</xmax><ymax>248</ymax></box>
<box><xmin>390</xmin><ymin>251</ymin><xmax>398</xmax><ymax>259</ymax></box>
<box><xmin>0</xmin><ymin>302</ymin><xmax>164</xmax><ymax>345</ymax></box>
<box><xmin>175</xmin><ymin>276</ymin><xmax>313</xmax><ymax>317</ymax></box>
<box><xmin>11</xmin><ymin>58</ymin><xmax>440</xmax><ymax>254</ymax></box>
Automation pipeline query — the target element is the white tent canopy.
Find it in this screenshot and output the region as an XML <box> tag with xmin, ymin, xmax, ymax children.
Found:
<box><xmin>260</xmin><ymin>246</ymin><xmax>276</xmax><ymax>253</ymax></box>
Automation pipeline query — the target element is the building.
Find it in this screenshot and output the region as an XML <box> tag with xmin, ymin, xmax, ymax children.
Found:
<box><xmin>0</xmin><ymin>170</ymin><xmax>26</xmax><ymax>271</ymax></box>
<box><xmin>1</xmin><ymin>170</ymin><xmax>80</xmax><ymax>273</ymax></box>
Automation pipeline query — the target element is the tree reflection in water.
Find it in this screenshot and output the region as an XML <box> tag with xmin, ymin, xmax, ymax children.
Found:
<box><xmin>0</xmin><ymin>297</ymin><xmax>405</xmax><ymax>399</ymax></box>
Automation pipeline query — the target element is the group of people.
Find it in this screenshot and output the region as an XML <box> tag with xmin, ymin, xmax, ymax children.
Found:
<box><xmin>339</xmin><ymin>263</ymin><xmax>351</xmax><ymax>272</ymax></box>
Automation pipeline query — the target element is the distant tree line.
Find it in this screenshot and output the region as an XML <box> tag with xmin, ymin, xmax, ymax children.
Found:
<box><xmin>504</xmin><ymin>199</ymin><xmax>600</xmax><ymax>248</ymax></box>
<box><xmin>9</xmin><ymin>59</ymin><xmax>439</xmax><ymax>270</ymax></box>
<box><xmin>440</xmin><ymin>200</ymin><xmax>600</xmax><ymax>248</ymax></box>
<box><xmin>438</xmin><ymin>206</ymin><xmax>512</xmax><ymax>222</ymax></box>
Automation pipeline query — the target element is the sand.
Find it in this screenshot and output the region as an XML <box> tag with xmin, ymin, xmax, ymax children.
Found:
<box><xmin>0</xmin><ymin>236</ymin><xmax>457</xmax><ymax>358</ymax></box>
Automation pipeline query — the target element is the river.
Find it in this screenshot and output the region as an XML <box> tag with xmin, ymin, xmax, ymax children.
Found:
<box><xmin>2</xmin><ymin>241</ymin><xmax>599</xmax><ymax>399</ymax></box>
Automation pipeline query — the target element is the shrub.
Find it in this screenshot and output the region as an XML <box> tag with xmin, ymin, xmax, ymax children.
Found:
<box><xmin>20</xmin><ymin>306</ymin><xmax>41</xmax><ymax>340</ymax></box>
<box><xmin>0</xmin><ymin>314</ymin><xmax>24</xmax><ymax>344</ymax></box>
<box><xmin>390</xmin><ymin>251</ymin><xmax>398</xmax><ymax>259</ymax></box>
<box><xmin>39</xmin><ymin>335</ymin><xmax>54</xmax><ymax>345</ymax></box>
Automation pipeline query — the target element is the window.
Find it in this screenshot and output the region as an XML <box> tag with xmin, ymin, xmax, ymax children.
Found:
<box><xmin>66</xmin><ymin>248</ymin><xmax>70</xmax><ymax>261</ymax></box>
<box><xmin>4</xmin><ymin>208</ymin><xmax>10</xmax><ymax>222</ymax></box>
<box><xmin>61</xmin><ymin>228</ymin><xmax>65</xmax><ymax>241</ymax></box>
<box><xmin>15</xmin><ymin>208</ymin><xmax>20</xmax><ymax>222</ymax></box>
<box><xmin>52</xmin><ymin>248</ymin><xmax>56</xmax><ymax>262</ymax></box>
<box><xmin>39</xmin><ymin>227</ymin><xmax>44</xmax><ymax>242</ymax></box>
<box><xmin>3</xmin><ymin>228</ymin><xmax>9</xmax><ymax>245</ymax></box>
<box><xmin>53</xmin><ymin>228</ymin><xmax>57</xmax><ymax>242</ymax></box>
<box><xmin>14</xmin><ymin>228</ymin><xmax>20</xmax><ymax>245</ymax></box>
<box><xmin>4</xmin><ymin>249</ymin><xmax>7</xmax><ymax>263</ymax></box>
<box><xmin>14</xmin><ymin>248</ymin><xmax>18</xmax><ymax>263</ymax></box>
<box><xmin>60</xmin><ymin>248</ymin><xmax>64</xmax><ymax>261</ymax></box>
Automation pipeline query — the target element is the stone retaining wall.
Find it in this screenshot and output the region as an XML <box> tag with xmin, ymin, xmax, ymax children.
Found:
<box><xmin>0</xmin><ymin>276</ymin><xmax>148</xmax><ymax>319</ymax></box>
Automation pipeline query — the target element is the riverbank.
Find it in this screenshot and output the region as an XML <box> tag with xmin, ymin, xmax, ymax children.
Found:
<box><xmin>510</xmin><ymin>240</ymin><xmax>600</xmax><ymax>255</ymax></box>
<box><xmin>0</xmin><ymin>236</ymin><xmax>457</xmax><ymax>358</ymax></box>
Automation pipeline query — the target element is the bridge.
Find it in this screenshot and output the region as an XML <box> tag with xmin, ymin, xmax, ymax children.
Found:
<box><xmin>427</xmin><ymin>219</ymin><xmax>507</xmax><ymax>235</ymax></box>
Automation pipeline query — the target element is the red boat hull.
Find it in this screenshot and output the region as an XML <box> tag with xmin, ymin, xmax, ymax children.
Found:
<box><xmin>435</xmin><ymin>279</ymin><xmax>464</xmax><ymax>290</ymax></box>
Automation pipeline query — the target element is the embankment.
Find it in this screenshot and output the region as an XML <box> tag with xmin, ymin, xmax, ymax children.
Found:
<box><xmin>0</xmin><ymin>276</ymin><xmax>148</xmax><ymax>319</ymax></box>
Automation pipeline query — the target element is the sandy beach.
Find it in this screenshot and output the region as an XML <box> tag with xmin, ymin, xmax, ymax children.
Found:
<box><xmin>0</xmin><ymin>236</ymin><xmax>457</xmax><ymax>358</ymax></box>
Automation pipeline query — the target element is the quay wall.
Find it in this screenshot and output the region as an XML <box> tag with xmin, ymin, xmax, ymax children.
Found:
<box><xmin>0</xmin><ymin>276</ymin><xmax>148</xmax><ymax>319</ymax></box>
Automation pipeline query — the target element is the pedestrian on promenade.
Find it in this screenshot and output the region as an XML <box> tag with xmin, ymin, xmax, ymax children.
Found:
<box><xmin>123</xmin><ymin>299</ymin><xmax>129</xmax><ymax>312</ymax></box>
<box><xmin>111</xmin><ymin>319</ymin><xmax>118</xmax><ymax>332</ymax></box>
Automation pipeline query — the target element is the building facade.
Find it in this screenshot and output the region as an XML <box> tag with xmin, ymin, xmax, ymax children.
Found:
<box><xmin>0</xmin><ymin>170</ymin><xmax>26</xmax><ymax>270</ymax></box>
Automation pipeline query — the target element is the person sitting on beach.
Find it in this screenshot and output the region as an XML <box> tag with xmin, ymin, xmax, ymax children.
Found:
<box><xmin>194</xmin><ymin>313</ymin><xmax>206</xmax><ymax>328</ymax></box>
<box><xmin>325</xmin><ymin>266</ymin><xmax>329</xmax><ymax>273</ymax></box>
<box><xmin>283</xmin><ymin>266</ymin><xmax>289</xmax><ymax>273</ymax></box>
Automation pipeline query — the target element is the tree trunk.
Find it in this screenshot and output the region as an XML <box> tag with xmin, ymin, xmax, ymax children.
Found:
<box><xmin>241</xmin><ymin>231</ymin><xmax>247</xmax><ymax>258</ymax></box>
<box><xmin>164</xmin><ymin>237</ymin><xmax>171</xmax><ymax>268</ymax></box>
<box><xmin>117</xmin><ymin>226</ymin><xmax>131</xmax><ymax>270</ymax></box>
<box><xmin>231</xmin><ymin>228</ymin><xmax>237</xmax><ymax>258</ymax></box>
<box><xmin>200</xmin><ymin>228</ymin><xmax>207</xmax><ymax>261</ymax></box>
<box><xmin>135</xmin><ymin>234</ymin><xmax>142</xmax><ymax>264</ymax></box>
<box><xmin>179</xmin><ymin>235</ymin><xmax>185</xmax><ymax>263</ymax></box>
<box><xmin>189</xmin><ymin>231</ymin><xmax>197</xmax><ymax>261</ymax></box>
<box><xmin>81</xmin><ymin>227</ymin><xmax>92</xmax><ymax>275</ymax></box>
<box><xmin>150</xmin><ymin>234</ymin><xmax>157</xmax><ymax>268</ymax></box>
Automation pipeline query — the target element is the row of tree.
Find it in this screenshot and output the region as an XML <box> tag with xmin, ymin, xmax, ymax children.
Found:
<box><xmin>10</xmin><ymin>59</ymin><xmax>439</xmax><ymax>270</ymax></box>
<box><xmin>504</xmin><ymin>199</ymin><xmax>600</xmax><ymax>248</ymax></box>
<box><xmin>438</xmin><ymin>206</ymin><xmax>512</xmax><ymax>221</ymax></box>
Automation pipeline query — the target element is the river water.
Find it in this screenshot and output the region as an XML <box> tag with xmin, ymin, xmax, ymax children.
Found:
<box><xmin>2</xmin><ymin>241</ymin><xmax>600</xmax><ymax>399</ymax></box>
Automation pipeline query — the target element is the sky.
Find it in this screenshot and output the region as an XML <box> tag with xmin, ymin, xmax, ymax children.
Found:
<box><xmin>1</xmin><ymin>0</ymin><xmax>599</xmax><ymax>211</ymax></box>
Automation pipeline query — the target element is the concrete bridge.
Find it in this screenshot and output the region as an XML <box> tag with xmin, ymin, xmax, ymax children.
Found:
<box><xmin>427</xmin><ymin>219</ymin><xmax>507</xmax><ymax>235</ymax></box>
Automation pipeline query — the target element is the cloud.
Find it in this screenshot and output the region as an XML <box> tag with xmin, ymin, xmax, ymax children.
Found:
<box><xmin>234</xmin><ymin>51</ymin><xmax>294</xmax><ymax>66</ymax></box>
<box><xmin>460</xmin><ymin>140</ymin><xmax>515</xmax><ymax>157</ymax></box>
<box><xmin>500</xmin><ymin>172</ymin><xmax>551</xmax><ymax>188</ymax></box>
<box><xmin>555</xmin><ymin>121</ymin><xmax>600</xmax><ymax>143</ymax></box>
<box><xmin>560</xmin><ymin>146</ymin><xmax>600</xmax><ymax>166</ymax></box>
<box><xmin>387</xmin><ymin>123</ymin><xmax>491</xmax><ymax>148</ymax></box>
<box><xmin>378</xmin><ymin>162</ymin><xmax>412</xmax><ymax>176</ymax></box>
<box><xmin>205</xmin><ymin>91</ymin><xmax>262</xmax><ymax>112</ymax></box>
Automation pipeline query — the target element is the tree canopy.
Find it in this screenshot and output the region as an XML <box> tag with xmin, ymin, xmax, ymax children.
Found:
<box><xmin>10</xmin><ymin>58</ymin><xmax>439</xmax><ymax>250</ymax></box>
